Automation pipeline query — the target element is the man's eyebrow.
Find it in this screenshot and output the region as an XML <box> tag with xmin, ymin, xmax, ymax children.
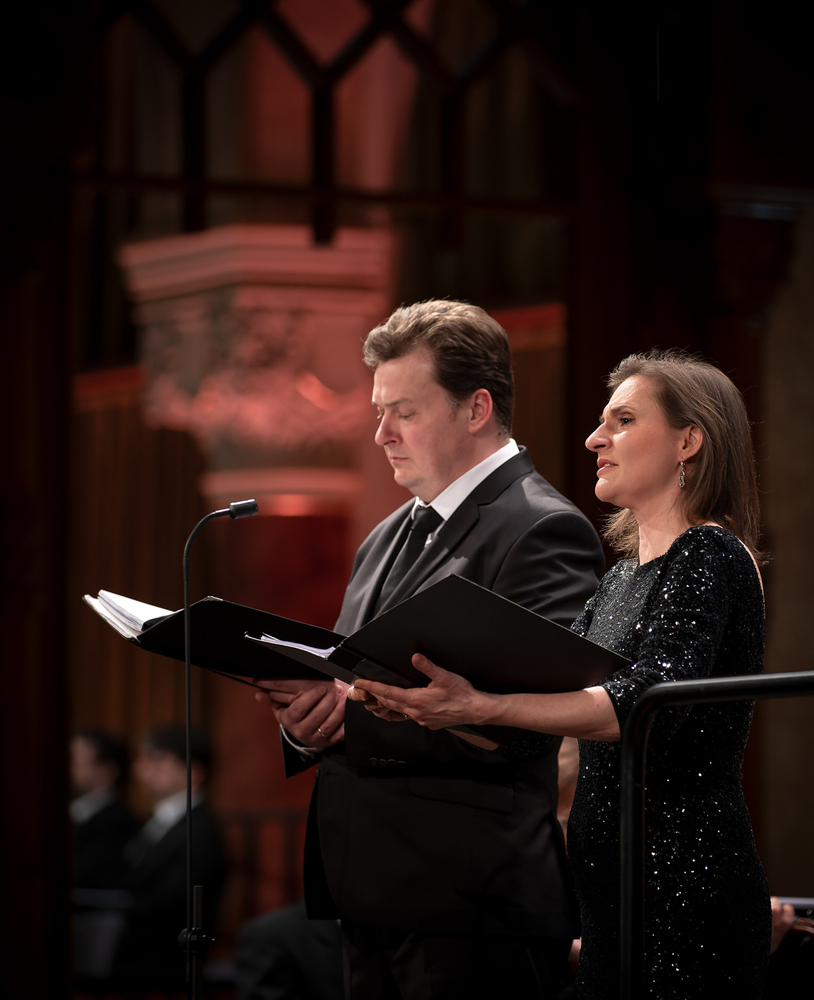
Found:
<box><xmin>372</xmin><ymin>396</ymin><xmax>411</xmax><ymax>408</ymax></box>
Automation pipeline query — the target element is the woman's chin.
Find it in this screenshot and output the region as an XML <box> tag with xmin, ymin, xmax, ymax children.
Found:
<box><xmin>595</xmin><ymin>482</ymin><xmax>618</xmax><ymax>505</ymax></box>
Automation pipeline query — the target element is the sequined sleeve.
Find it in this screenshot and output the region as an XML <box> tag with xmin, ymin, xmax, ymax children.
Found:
<box><xmin>599</xmin><ymin>528</ymin><xmax>764</xmax><ymax>740</ymax></box>
<box><xmin>570</xmin><ymin>561</ymin><xmax>624</xmax><ymax>639</ymax></box>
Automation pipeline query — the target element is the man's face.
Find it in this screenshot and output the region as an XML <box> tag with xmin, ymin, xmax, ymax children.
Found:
<box><xmin>372</xmin><ymin>349</ymin><xmax>475</xmax><ymax>503</ymax></box>
<box><xmin>70</xmin><ymin>736</ymin><xmax>118</xmax><ymax>796</ymax></box>
<box><xmin>133</xmin><ymin>745</ymin><xmax>188</xmax><ymax>803</ymax></box>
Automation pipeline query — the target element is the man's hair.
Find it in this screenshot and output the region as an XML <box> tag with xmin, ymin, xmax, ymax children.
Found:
<box><xmin>363</xmin><ymin>300</ymin><xmax>514</xmax><ymax>436</ymax></box>
<box><xmin>602</xmin><ymin>349</ymin><xmax>764</xmax><ymax>562</ymax></box>
<box><xmin>145</xmin><ymin>725</ymin><xmax>212</xmax><ymax>776</ymax></box>
<box><xmin>73</xmin><ymin>727</ymin><xmax>129</xmax><ymax>788</ymax></box>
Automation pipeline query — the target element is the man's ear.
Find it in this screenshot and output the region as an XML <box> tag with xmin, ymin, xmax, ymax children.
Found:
<box><xmin>468</xmin><ymin>389</ymin><xmax>494</xmax><ymax>433</ymax></box>
<box><xmin>190</xmin><ymin>760</ymin><xmax>207</xmax><ymax>790</ymax></box>
<box><xmin>679</xmin><ymin>424</ymin><xmax>703</xmax><ymax>460</ymax></box>
<box><xmin>101</xmin><ymin>761</ymin><xmax>121</xmax><ymax>790</ymax></box>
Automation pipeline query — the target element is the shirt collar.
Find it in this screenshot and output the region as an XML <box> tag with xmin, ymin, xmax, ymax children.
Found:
<box><xmin>70</xmin><ymin>788</ymin><xmax>116</xmax><ymax>825</ymax></box>
<box><xmin>415</xmin><ymin>439</ymin><xmax>519</xmax><ymax>524</ymax></box>
<box><xmin>153</xmin><ymin>787</ymin><xmax>201</xmax><ymax>829</ymax></box>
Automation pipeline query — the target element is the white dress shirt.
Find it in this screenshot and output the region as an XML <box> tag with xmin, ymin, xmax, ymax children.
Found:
<box><xmin>140</xmin><ymin>788</ymin><xmax>201</xmax><ymax>845</ymax></box>
<box><xmin>412</xmin><ymin>437</ymin><xmax>520</xmax><ymax>541</ymax></box>
<box><xmin>70</xmin><ymin>788</ymin><xmax>117</xmax><ymax>825</ymax></box>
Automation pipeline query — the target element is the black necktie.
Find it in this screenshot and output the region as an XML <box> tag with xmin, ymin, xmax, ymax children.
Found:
<box><xmin>374</xmin><ymin>505</ymin><xmax>443</xmax><ymax>613</ymax></box>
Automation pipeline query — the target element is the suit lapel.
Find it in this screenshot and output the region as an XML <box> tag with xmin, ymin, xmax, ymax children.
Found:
<box><xmin>352</xmin><ymin>508</ymin><xmax>413</xmax><ymax>629</ymax></box>
<box><xmin>377</xmin><ymin>449</ymin><xmax>534</xmax><ymax>614</ymax></box>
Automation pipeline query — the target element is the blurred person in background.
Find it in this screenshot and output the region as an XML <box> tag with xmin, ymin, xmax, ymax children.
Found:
<box><xmin>110</xmin><ymin>725</ymin><xmax>227</xmax><ymax>990</ymax></box>
<box><xmin>70</xmin><ymin>727</ymin><xmax>140</xmax><ymax>980</ymax></box>
<box><xmin>235</xmin><ymin>901</ymin><xmax>343</xmax><ymax>1000</ymax></box>
<box><xmin>70</xmin><ymin>727</ymin><xmax>139</xmax><ymax>890</ymax></box>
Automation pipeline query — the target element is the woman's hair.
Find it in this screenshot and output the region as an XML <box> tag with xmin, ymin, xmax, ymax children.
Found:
<box><xmin>602</xmin><ymin>349</ymin><xmax>766</xmax><ymax>562</ymax></box>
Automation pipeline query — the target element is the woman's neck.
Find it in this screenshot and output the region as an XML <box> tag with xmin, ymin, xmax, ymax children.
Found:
<box><xmin>636</xmin><ymin>515</ymin><xmax>721</xmax><ymax>564</ymax></box>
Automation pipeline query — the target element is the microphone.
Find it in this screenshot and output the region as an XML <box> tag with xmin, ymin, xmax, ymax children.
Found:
<box><xmin>228</xmin><ymin>499</ymin><xmax>259</xmax><ymax>519</ymax></box>
<box><xmin>180</xmin><ymin>499</ymin><xmax>258</xmax><ymax>997</ymax></box>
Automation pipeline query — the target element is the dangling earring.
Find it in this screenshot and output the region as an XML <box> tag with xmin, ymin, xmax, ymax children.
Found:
<box><xmin>678</xmin><ymin>460</ymin><xmax>686</xmax><ymax>489</ymax></box>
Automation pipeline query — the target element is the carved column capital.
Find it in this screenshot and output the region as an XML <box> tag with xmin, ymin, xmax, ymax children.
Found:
<box><xmin>118</xmin><ymin>224</ymin><xmax>395</xmax><ymax>466</ymax></box>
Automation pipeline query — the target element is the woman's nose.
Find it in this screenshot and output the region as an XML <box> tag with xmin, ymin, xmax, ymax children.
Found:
<box><xmin>585</xmin><ymin>425</ymin><xmax>605</xmax><ymax>451</ymax></box>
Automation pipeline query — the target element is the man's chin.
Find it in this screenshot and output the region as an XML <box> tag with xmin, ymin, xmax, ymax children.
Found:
<box><xmin>392</xmin><ymin>470</ymin><xmax>417</xmax><ymax>492</ymax></box>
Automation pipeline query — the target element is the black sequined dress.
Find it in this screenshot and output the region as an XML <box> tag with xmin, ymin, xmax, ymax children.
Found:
<box><xmin>568</xmin><ymin>526</ymin><xmax>771</xmax><ymax>999</ymax></box>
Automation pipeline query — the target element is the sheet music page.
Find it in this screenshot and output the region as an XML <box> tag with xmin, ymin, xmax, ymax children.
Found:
<box><xmin>258</xmin><ymin>634</ymin><xmax>336</xmax><ymax>659</ymax></box>
<box><xmin>83</xmin><ymin>595</ymin><xmax>141</xmax><ymax>639</ymax></box>
<box><xmin>97</xmin><ymin>590</ymin><xmax>174</xmax><ymax>631</ymax></box>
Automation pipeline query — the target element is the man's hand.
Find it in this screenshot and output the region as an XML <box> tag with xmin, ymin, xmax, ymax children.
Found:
<box><xmin>254</xmin><ymin>678</ymin><xmax>348</xmax><ymax>751</ymax></box>
<box><xmin>254</xmin><ymin>677</ymin><xmax>324</xmax><ymax>709</ymax></box>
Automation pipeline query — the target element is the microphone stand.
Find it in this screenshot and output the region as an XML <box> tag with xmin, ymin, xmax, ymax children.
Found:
<box><xmin>179</xmin><ymin>499</ymin><xmax>258</xmax><ymax>1000</ymax></box>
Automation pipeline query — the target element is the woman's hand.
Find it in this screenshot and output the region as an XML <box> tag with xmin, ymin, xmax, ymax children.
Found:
<box><xmin>348</xmin><ymin>654</ymin><xmax>496</xmax><ymax>729</ymax></box>
<box><xmin>346</xmin><ymin>682</ymin><xmax>411</xmax><ymax>722</ymax></box>
<box><xmin>349</xmin><ymin>661</ymin><xmax>620</xmax><ymax>741</ymax></box>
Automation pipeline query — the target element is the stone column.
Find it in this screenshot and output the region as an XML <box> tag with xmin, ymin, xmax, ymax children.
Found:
<box><xmin>118</xmin><ymin>224</ymin><xmax>397</xmax><ymax>910</ymax></box>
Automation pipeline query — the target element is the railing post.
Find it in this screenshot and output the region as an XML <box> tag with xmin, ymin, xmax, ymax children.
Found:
<box><xmin>618</xmin><ymin>670</ymin><xmax>814</xmax><ymax>1000</ymax></box>
<box><xmin>619</xmin><ymin>695</ymin><xmax>657</xmax><ymax>1000</ymax></box>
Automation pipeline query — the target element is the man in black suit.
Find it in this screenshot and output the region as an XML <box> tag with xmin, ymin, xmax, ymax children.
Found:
<box><xmin>70</xmin><ymin>728</ymin><xmax>141</xmax><ymax>980</ymax></box>
<box><xmin>70</xmin><ymin>728</ymin><xmax>140</xmax><ymax>892</ymax></box>
<box><xmin>256</xmin><ymin>300</ymin><xmax>604</xmax><ymax>999</ymax></box>
<box><xmin>112</xmin><ymin>726</ymin><xmax>227</xmax><ymax>989</ymax></box>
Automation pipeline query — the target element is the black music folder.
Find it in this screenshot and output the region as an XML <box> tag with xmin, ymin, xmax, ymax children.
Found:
<box><xmin>82</xmin><ymin>590</ymin><xmax>347</xmax><ymax>688</ymax></box>
<box><xmin>84</xmin><ymin>578</ymin><xmax>629</xmax><ymax>745</ymax></box>
<box><xmin>247</xmin><ymin>575</ymin><xmax>629</xmax><ymax>694</ymax></box>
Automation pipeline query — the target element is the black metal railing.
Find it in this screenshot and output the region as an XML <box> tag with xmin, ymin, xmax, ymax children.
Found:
<box><xmin>619</xmin><ymin>669</ymin><xmax>814</xmax><ymax>1000</ymax></box>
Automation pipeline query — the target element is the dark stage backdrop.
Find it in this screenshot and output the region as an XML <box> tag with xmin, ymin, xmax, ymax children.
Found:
<box><xmin>69</xmin><ymin>366</ymin><xmax>208</xmax><ymax>753</ymax></box>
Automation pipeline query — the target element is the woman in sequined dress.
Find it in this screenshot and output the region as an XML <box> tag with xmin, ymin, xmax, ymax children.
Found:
<box><xmin>350</xmin><ymin>350</ymin><xmax>772</xmax><ymax>998</ymax></box>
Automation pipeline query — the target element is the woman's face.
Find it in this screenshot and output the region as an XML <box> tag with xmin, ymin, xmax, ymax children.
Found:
<box><xmin>585</xmin><ymin>375</ymin><xmax>693</xmax><ymax>515</ymax></box>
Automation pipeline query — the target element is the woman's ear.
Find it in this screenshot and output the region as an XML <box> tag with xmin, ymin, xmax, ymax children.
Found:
<box><xmin>680</xmin><ymin>424</ymin><xmax>704</xmax><ymax>460</ymax></box>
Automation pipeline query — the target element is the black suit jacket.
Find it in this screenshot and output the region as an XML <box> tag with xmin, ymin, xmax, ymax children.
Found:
<box><xmin>293</xmin><ymin>450</ymin><xmax>604</xmax><ymax>937</ymax></box>
<box><xmin>113</xmin><ymin>803</ymin><xmax>227</xmax><ymax>985</ymax></box>
<box><xmin>73</xmin><ymin>798</ymin><xmax>140</xmax><ymax>890</ymax></box>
